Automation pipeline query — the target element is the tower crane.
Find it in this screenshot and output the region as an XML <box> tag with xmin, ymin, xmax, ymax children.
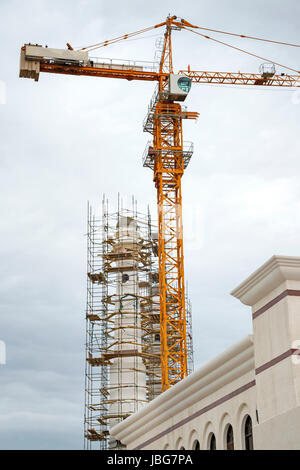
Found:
<box><xmin>19</xmin><ymin>15</ymin><xmax>300</xmax><ymax>393</ymax></box>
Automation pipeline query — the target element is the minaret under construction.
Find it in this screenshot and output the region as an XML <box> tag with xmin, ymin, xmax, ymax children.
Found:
<box><xmin>84</xmin><ymin>198</ymin><xmax>193</xmax><ymax>449</ymax></box>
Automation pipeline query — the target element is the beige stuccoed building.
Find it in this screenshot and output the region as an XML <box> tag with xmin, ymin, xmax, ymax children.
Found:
<box><xmin>110</xmin><ymin>255</ymin><xmax>300</xmax><ymax>450</ymax></box>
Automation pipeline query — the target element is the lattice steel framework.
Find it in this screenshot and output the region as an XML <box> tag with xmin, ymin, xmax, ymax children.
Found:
<box><xmin>143</xmin><ymin>17</ymin><xmax>198</xmax><ymax>392</ymax></box>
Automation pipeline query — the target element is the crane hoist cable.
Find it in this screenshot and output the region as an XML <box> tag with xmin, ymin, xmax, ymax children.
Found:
<box><xmin>179</xmin><ymin>21</ymin><xmax>300</xmax><ymax>48</ymax></box>
<box><xmin>77</xmin><ymin>22</ymin><xmax>166</xmax><ymax>52</ymax></box>
<box><xmin>183</xmin><ymin>27</ymin><xmax>300</xmax><ymax>75</ymax></box>
<box><xmin>75</xmin><ymin>17</ymin><xmax>299</xmax><ymax>75</ymax></box>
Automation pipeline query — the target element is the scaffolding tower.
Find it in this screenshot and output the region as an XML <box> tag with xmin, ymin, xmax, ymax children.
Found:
<box><xmin>84</xmin><ymin>197</ymin><xmax>193</xmax><ymax>450</ymax></box>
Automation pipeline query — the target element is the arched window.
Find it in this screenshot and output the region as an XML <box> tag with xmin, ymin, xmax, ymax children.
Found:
<box><xmin>154</xmin><ymin>333</ymin><xmax>160</xmax><ymax>342</ymax></box>
<box><xmin>244</xmin><ymin>415</ymin><xmax>253</xmax><ymax>450</ymax></box>
<box><xmin>175</xmin><ymin>438</ymin><xmax>184</xmax><ymax>450</ymax></box>
<box><xmin>209</xmin><ymin>433</ymin><xmax>216</xmax><ymax>450</ymax></box>
<box><xmin>226</xmin><ymin>424</ymin><xmax>234</xmax><ymax>450</ymax></box>
<box><xmin>192</xmin><ymin>439</ymin><xmax>200</xmax><ymax>450</ymax></box>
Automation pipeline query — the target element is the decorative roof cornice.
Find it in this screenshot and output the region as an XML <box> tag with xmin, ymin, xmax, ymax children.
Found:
<box><xmin>231</xmin><ymin>255</ymin><xmax>300</xmax><ymax>306</ymax></box>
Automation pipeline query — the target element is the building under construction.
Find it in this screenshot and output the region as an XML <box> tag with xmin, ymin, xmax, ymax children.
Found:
<box><xmin>84</xmin><ymin>198</ymin><xmax>193</xmax><ymax>449</ymax></box>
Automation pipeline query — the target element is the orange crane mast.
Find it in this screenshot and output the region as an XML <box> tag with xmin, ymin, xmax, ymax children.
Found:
<box><xmin>19</xmin><ymin>15</ymin><xmax>300</xmax><ymax>393</ymax></box>
<box><xmin>146</xmin><ymin>16</ymin><xmax>198</xmax><ymax>390</ymax></box>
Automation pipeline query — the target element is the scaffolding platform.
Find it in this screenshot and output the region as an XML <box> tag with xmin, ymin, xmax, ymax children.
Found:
<box><xmin>84</xmin><ymin>198</ymin><xmax>194</xmax><ymax>450</ymax></box>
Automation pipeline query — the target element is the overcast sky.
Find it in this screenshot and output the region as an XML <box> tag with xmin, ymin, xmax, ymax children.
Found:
<box><xmin>0</xmin><ymin>0</ymin><xmax>299</xmax><ymax>450</ymax></box>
